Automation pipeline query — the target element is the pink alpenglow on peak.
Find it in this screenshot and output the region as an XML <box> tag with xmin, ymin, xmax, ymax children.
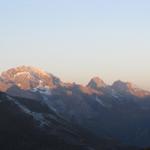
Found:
<box><xmin>0</xmin><ymin>66</ymin><xmax>150</xmax><ymax>98</ymax></box>
<box><xmin>0</xmin><ymin>66</ymin><xmax>62</xmax><ymax>91</ymax></box>
<box><xmin>87</xmin><ymin>77</ymin><xmax>106</xmax><ymax>89</ymax></box>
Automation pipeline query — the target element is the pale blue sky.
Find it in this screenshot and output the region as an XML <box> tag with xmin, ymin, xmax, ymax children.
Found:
<box><xmin>0</xmin><ymin>0</ymin><xmax>150</xmax><ymax>89</ymax></box>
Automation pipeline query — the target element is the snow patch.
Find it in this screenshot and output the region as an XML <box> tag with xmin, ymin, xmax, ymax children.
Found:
<box><xmin>39</xmin><ymin>89</ymin><xmax>52</xmax><ymax>96</ymax></box>
<box><xmin>6</xmin><ymin>95</ymin><xmax>48</xmax><ymax>126</ymax></box>
<box><xmin>111</xmin><ymin>89</ymin><xmax>120</xmax><ymax>99</ymax></box>
<box><xmin>31</xmin><ymin>87</ymin><xmax>52</xmax><ymax>96</ymax></box>
<box><xmin>95</xmin><ymin>96</ymin><xmax>106</xmax><ymax>107</ymax></box>
<box><xmin>42</xmin><ymin>96</ymin><xmax>57</xmax><ymax>113</ymax></box>
<box><xmin>14</xmin><ymin>71</ymin><xmax>31</xmax><ymax>78</ymax></box>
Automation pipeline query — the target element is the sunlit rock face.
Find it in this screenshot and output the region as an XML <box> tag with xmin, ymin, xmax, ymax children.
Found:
<box><xmin>87</xmin><ymin>77</ymin><xmax>106</xmax><ymax>90</ymax></box>
<box><xmin>112</xmin><ymin>80</ymin><xmax>150</xmax><ymax>97</ymax></box>
<box><xmin>0</xmin><ymin>66</ymin><xmax>62</xmax><ymax>91</ymax></box>
<box><xmin>0</xmin><ymin>66</ymin><xmax>150</xmax><ymax>98</ymax></box>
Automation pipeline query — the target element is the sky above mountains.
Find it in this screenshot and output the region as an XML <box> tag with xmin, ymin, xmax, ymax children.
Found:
<box><xmin>0</xmin><ymin>0</ymin><xmax>150</xmax><ymax>90</ymax></box>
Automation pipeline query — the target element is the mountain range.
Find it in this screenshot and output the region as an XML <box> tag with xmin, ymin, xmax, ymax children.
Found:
<box><xmin>0</xmin><ymin>66</ymin><xmax>150</xmax><ymax>150</ymax></box>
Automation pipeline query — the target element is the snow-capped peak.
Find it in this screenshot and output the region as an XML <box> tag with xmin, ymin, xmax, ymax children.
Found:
<box><xmin>0</xmin><ymin>66</ymin><xmax>62</xmax><ymax>91</ymax></box>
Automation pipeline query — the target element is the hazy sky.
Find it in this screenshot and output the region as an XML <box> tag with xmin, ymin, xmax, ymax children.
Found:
<box><xmin>0</xmin><ymin>0</ymin><xmax>150</xmax><ymax>90</ymax></box>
